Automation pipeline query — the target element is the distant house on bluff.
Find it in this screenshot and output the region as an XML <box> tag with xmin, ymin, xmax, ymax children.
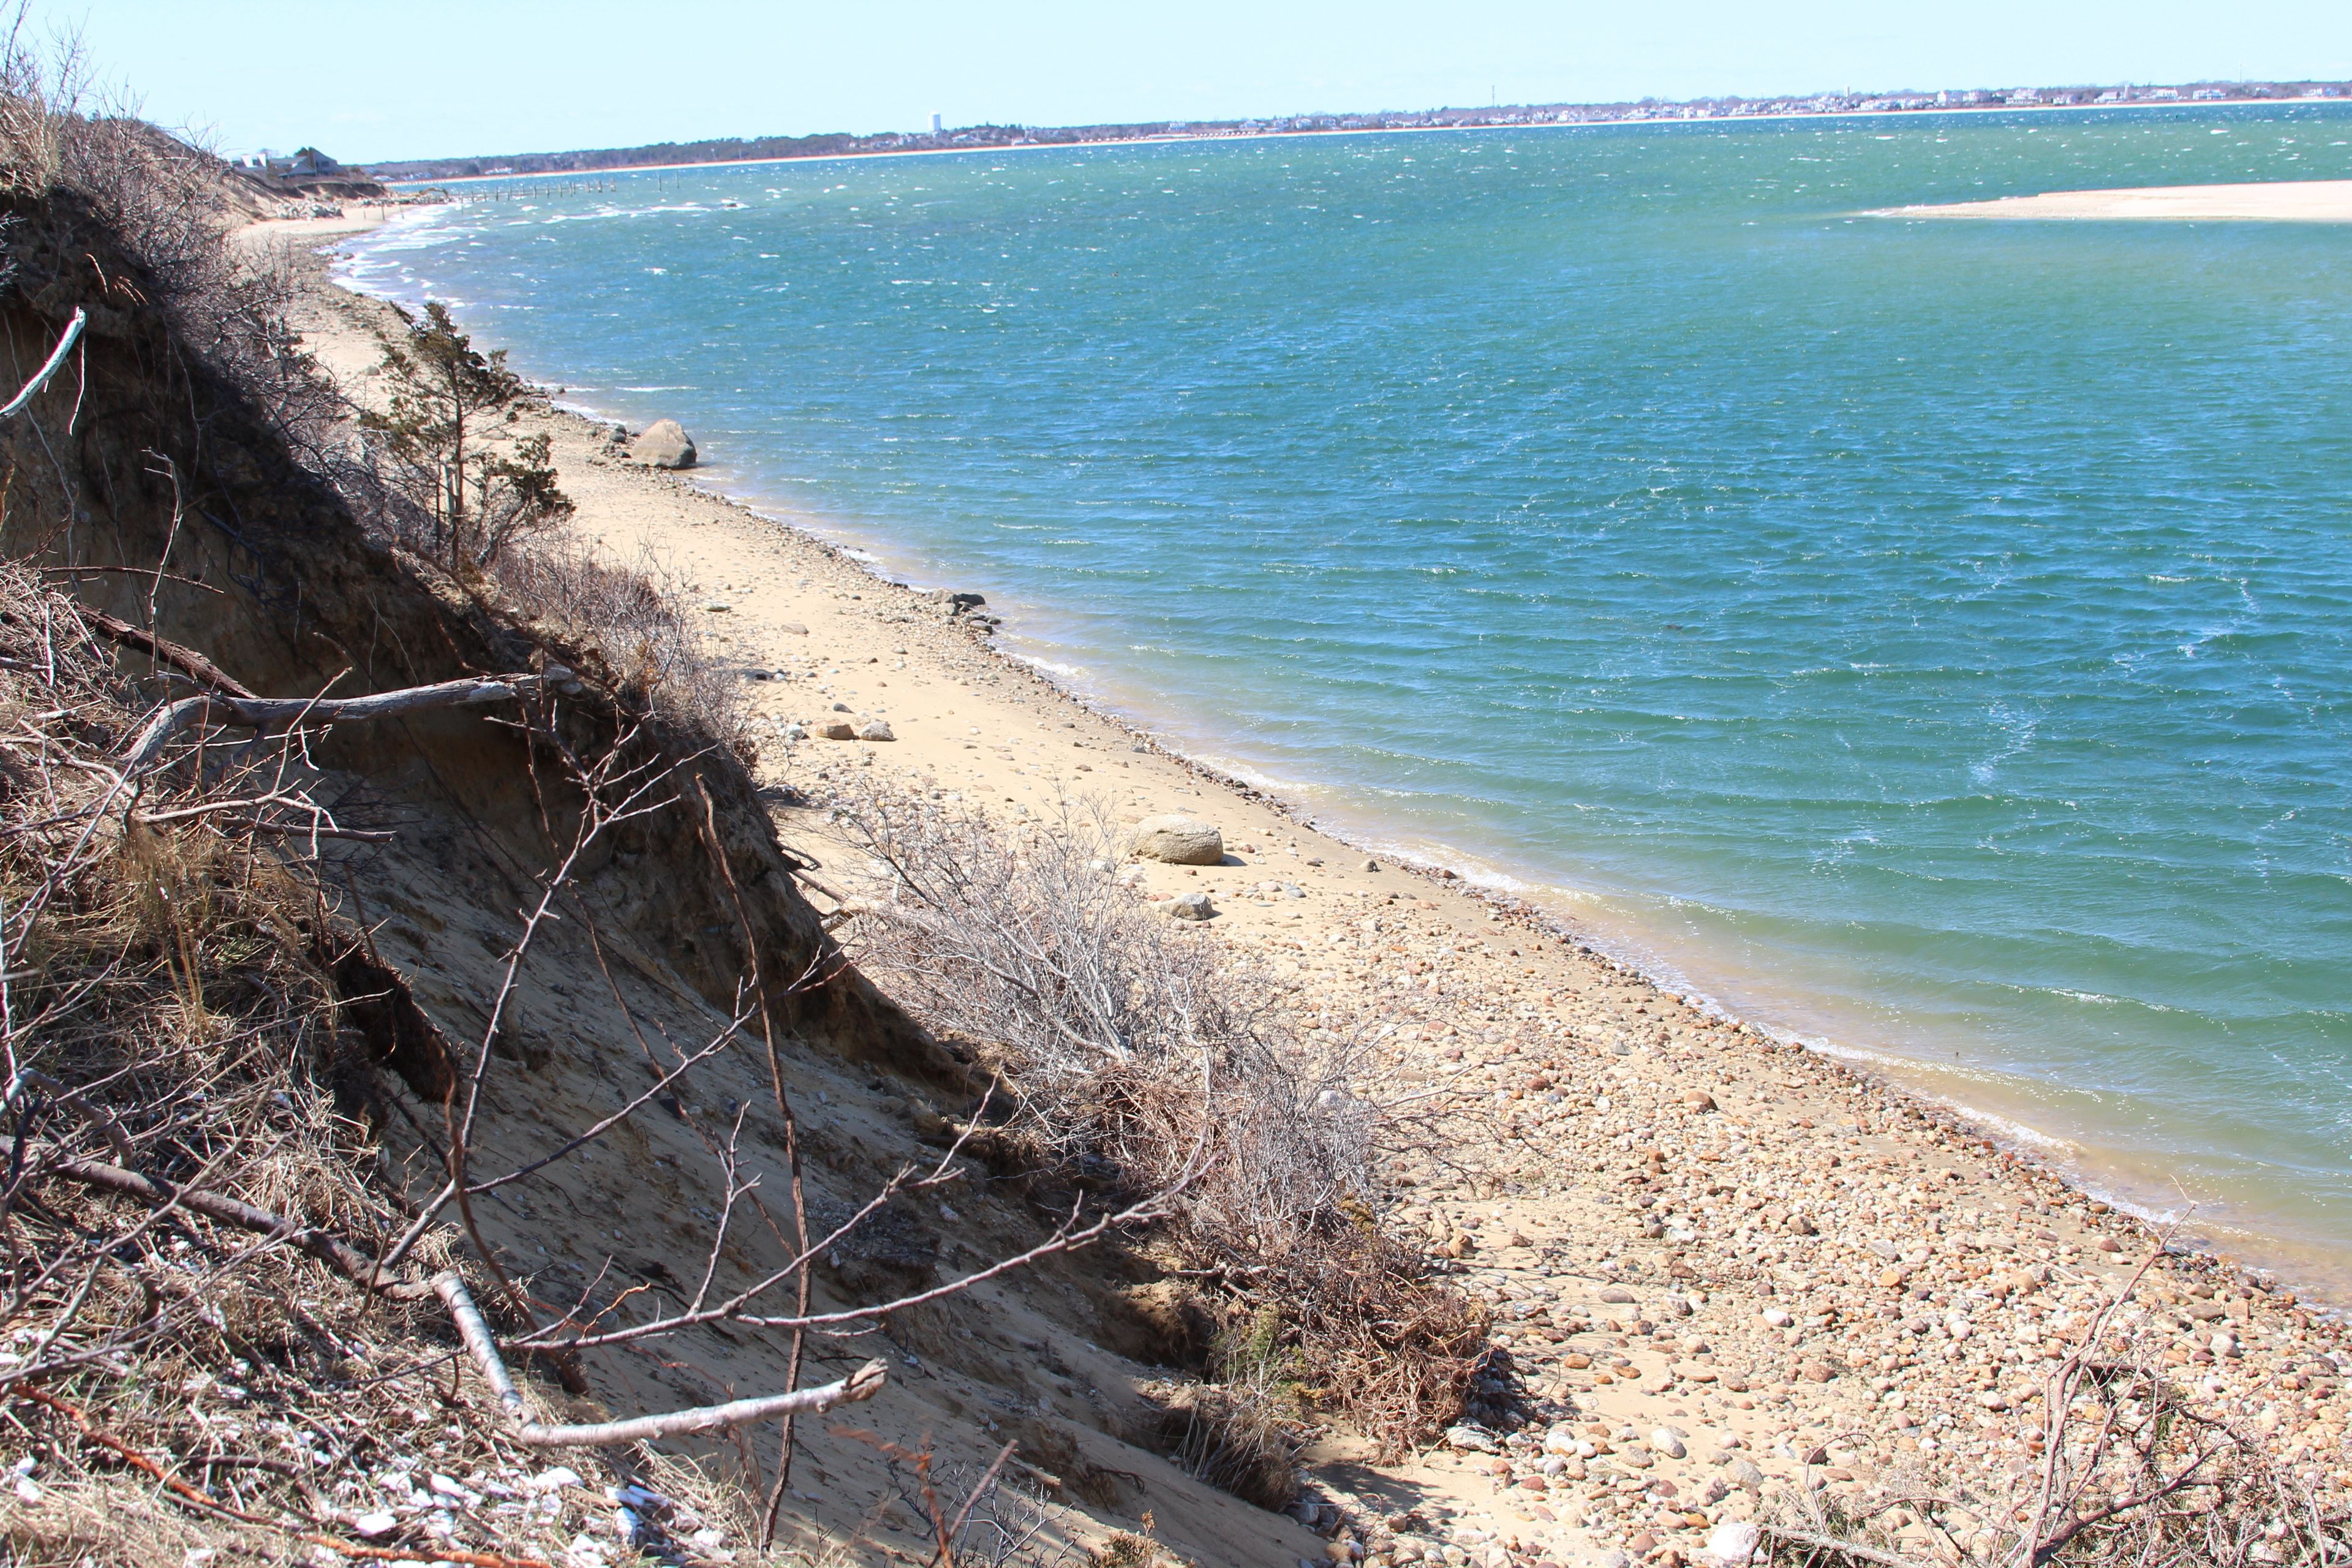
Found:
<box><xmin>277</xmin><ymin>147</ymin><xmax>343</xmax><ymax>178</ymax></box>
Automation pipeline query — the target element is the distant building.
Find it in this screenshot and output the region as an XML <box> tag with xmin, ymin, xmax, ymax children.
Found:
<box><xmin>930</xmin><ymin>113</ymin><xmax>941</xmax><ymax>133</ymax></box>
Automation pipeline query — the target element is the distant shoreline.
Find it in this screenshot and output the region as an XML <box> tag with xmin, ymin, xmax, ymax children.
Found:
<box><xmin>384</xmin><ymin>93</ymin><xmax>2352</xmax><ymax>188</ymax></box>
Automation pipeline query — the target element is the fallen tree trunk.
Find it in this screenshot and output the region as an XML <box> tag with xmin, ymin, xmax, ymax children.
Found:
<box><xmin>119</xmin><ymin>666</ymin><xmax>578</xmax><ymax>775</ymax></box>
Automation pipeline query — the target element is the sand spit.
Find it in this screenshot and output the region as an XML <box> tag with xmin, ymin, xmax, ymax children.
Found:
<box><xmin>269</xmin><ymin>213</ymin><xmax>2352</xmax><ymax>1568</ymax></box>
<box><xmin>1878</xmin><ymin>179</ymin><xmax>2352</xmax><ymax>222</ymax></box>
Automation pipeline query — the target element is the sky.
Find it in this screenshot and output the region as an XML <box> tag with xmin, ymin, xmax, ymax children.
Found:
<box><xmin>35</xmin><ymin>0</ymin><xmax>2352</xmax><ymax>165</ymax></box>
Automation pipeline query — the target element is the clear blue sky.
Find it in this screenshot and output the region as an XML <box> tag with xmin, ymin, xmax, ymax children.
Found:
<box><xmin>37</xmin><ymin>0</ymin><xmax>2352</xmax><ymax>165</ymax></box>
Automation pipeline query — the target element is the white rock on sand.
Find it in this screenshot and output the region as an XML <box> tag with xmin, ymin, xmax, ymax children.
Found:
<box><xmin>1130</xmin><ymin>813</ymin><xmax>1223</xmax><ymax>864</ymax></box>
<box><xmin>628</xmin><ymin>418</ymin><xmax>696</xmax><ymax>469</ymax></box>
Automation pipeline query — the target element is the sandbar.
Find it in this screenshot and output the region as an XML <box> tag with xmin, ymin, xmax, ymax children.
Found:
<box><xmin>1880</xmin><ymin>178</ymin><xmax>2352</xmax><ymax>221</ymax></box>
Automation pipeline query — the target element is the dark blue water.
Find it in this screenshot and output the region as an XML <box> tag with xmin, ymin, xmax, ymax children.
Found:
<box><xmin>344</xmin><ymin>105</ymin><xmax>2352</xmax><ymax>1281</ymax></box>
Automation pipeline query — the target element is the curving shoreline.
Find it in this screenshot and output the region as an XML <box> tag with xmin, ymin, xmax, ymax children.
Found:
<box><xmin>257</xmin><ymin>209</ymin><xmax>2352</xmax><ymax>1563</ymax></box>
<box><xmin>306</xmin><ymin>196</ymin><xmax>2352</xmax><ymax>1298</ymax></box>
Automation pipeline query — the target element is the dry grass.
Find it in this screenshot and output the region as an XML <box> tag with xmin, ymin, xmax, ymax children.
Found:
<box><xmin>0</xmin><ymin>559</ymin><xmax>619</xmax><ymax>1567</ymax></box>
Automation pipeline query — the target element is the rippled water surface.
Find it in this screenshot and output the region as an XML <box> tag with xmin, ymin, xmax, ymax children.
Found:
<box><xmin>344</xmin><ymin>106</ymin><xmax>2352</xmax><ymax>1281</ymax></box>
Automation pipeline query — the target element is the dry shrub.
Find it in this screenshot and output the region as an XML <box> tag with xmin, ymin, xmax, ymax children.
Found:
<box><xmin>831</xmin><ymin>791</ymin><xmax>1373</xmax><ymax>1233</ymax></box>
<box><xmin>829</xmin><ymin>789</ymin><xmax>1483</xmax><ymax>1464</ymax></box>
<box><xmin>1236</xmin><ymin>1227</ymin><xmax>1486</xmax><ymax>1460</ymax></box>
<box><xmin>488</xmin><ymin>535</ymin><xmax>745</xmax><ymax>745</ymax></box>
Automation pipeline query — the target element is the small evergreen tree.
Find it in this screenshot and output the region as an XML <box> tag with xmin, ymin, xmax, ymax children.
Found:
<box><xmin>363</xmin><ymin>302</ymin><xmax>572</xmax><ymax>569</ymax></box>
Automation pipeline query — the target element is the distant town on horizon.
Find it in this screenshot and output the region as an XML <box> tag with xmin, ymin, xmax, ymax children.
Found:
<box><xmin>349</xmin><ymin>76</ymin><xmax>2352</xmax><ymax>184</ymax></box>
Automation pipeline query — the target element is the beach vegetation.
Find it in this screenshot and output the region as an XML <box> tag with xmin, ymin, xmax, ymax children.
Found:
<box><xmin>362</xmin><ymin>300</ymin><xmax>574</xmax><ymax>570</ymax></box>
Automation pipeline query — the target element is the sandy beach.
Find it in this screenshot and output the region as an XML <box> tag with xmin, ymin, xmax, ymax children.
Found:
<box><xmin>253</xmin><ymin>209</ymin><xmax>2352</xmax><ymax>1568</ymax></box>
<box><xmin>1879</xmin><ymin>179</ymin><xmax>2352</xmax><ymax>221</ymax></box>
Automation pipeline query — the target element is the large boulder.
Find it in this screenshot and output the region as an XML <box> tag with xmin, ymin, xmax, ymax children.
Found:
<box><xmin>628</xmin><ymin>418</ymin><xmax>696</xmax><ymax>469</ymax></box>
<box><xmin>1131</xmin><ymin>814</ymin><xmax>1223</xmax><ymax>865</ymax></box>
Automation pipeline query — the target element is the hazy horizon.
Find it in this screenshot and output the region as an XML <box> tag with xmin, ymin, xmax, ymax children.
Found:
<box><xmin>32</xmin><ymin>0</ymin><xmax>2352</xmax><ymax>165</ymax></box>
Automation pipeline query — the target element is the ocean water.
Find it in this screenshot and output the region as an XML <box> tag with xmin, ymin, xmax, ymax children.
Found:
<box><xmin>341</xmin><ymin>106</ymin><xmax>2352</xmax><ymax>1286</ymax></box>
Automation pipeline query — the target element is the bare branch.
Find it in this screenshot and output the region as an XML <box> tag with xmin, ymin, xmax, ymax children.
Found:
<box><xmin>431</xmin><ymin>1271</ymin><xmax>887</xmax><ymax>1447</ymax></box>
<box><xmin>0</xmin><ymin>304</ymin><xmax>83</xmax><ymax>419</ymax></box>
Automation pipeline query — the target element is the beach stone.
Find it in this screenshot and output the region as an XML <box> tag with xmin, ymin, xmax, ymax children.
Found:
<box><xmin>1650</xmin><ymin>1429</ymin><xmax>1686</xmax><ymax>1460</ymax></box>
<box><xmin>1682</xmin><ymin>1090</ymin><xmax>1716</xmax><ymax>1111</ymax></box>
<box><xmin>1162</xmin><ymin>891</ymin><xmax>1215</xmax><ymax>921</ymax></box>
<box><xmin>1725</xmin><ymin>1458</ymin><xmax>1765</xmax><ymax>1489</ymax></box>
<box><xmin>1131</xmin><ymin>813</ymin><xmax>1224</xmax><ymax>865</ymax></box>
<box><xmin>1798</xmin><ymin>1360</ymin><xmax>1834</xmax><ymax>1383</ymax></box>
<box><xmin>1705</xmin><ymin>1522</ymin><xmax>1761</xmax><ymax>1567</ymax></box>
<box><xmin>817</xmin><ymin>719</ymin><xmax>857</xmax><ymax>741</ymax></box>
<box><xmin>1446</xmin><ymin>1426</ymin><xmax>1499</xmax><ymax>1454</ymax></box>
<box><xmin>1597</xmin><ymin>1287</ymin><xmax>1637</xmax><ymax>1305</ymax></box>
<box><xmin>629</xmin><ymin>418</ymin><xmax>696</xmax><ymax>468</ymax></box>
<box><xmin>858</xmin><ymin>718</ymin><xmax>895</xmax><ymax>742</ymax></box>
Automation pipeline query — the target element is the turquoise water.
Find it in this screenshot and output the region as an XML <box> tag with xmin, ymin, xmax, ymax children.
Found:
<box><xmin>344</xmin><ymin>107</ymin><xmax>2352</xmax><ymax>1283</ymax></box>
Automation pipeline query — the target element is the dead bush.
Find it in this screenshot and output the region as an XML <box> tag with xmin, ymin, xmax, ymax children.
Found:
<box><xmin>486</xmin><ymin>535</ymin><xmax>745</xmax><ymax>745</ymax></box>
<box><xmin>827</xmin><ymin>788</ymin><xmax>1483</xmax><ymax>1461</ymax></box>
<box><xmin>829</xmin><ymin>791</ymin><xmax>1374</xmax><ymax>1232</ymax></box>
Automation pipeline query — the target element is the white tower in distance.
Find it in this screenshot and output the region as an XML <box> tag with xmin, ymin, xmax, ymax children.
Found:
<box><xmin>930</xmin><ymin>113</ymin><xmax>943</xmax><ymax>133</ymax></box>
